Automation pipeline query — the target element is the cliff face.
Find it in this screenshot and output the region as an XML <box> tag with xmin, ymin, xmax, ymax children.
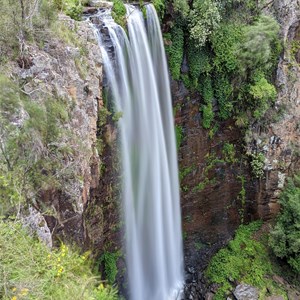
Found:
<box><xmin>12</xmin><ymin>15</ymin><xmax>105</xmax><ymax>247</ymax></box>
<box><xmin>172</xmin><ymin>79</ymin><xmax>259</xmax><ymax>297</ymax></box>
<box><xmin>250</xmin><ymin>0</ymin><xmax>300</xmax><ymax>220</ymax></box>
<box><xmin>10</xmin><ymin>13</ymin><xmax>123</xmax><ymax>284</ymax></box>
<box><xmin>173</xmin><ymin>0</ymin><xmax>300</xmax><ymax>293</ymax></box>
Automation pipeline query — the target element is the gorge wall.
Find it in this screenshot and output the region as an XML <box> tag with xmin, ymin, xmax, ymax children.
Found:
<box><xmin>10</xmin><ymin>0</ymin><xmax>300</xmax><ymax>297</ymax></box>
<box><xmin>170</xmin><ymin>0</ymin><xmax>300</xmax><ymax>292</ymax></box>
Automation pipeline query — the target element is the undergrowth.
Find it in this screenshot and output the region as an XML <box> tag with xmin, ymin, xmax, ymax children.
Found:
<box><xmin>0</xmin><ymin>220</ymin><xmax>117</xmax><ymax>300</ymax></box>
<box><xmin>206</xmin><ymin>221</ymin><xmax>288</xmax><ymax>299</ymax></box>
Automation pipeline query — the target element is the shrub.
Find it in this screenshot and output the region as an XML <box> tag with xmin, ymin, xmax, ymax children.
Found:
<box><xmin>249</xmin><ymin>72</ymin><xmax>277</xmax><ymax>119</ymax></box>
<box><xmin>269</xmin><ymin>175</ymin><xmax>300</xmax><ymax>274</ymax></box>
<box><xmin>236</xmin><ymin>15</ymin><xmax>280</xmax><ymax>74</ymax></box>
<box><xmin>194</xmin><ymin>44</ymin><xmax>212</xmax><ymax>75</ymax></box>
<box><xmin>222</xmin><ymin>142</ymin><xmax>236</xmax><ymax>163</ymax></box>
<box><xmin>0</xmin><ymin>220</ymin><xmax>118</xmax><ymax>300</ymax></box>
<box><xmin>165</xmin><ymin>25</ymin><xmax>184</xmax><ymax>80</ymax></box>
<box><xmin>152</xmin><ymin>0</ymin><xmax>165</xmax><ymax>19</ymax></box>
<box><xmin>202</xmin><ymin>103</ymin><xmax>214</xmax><ymax>129</ymax></box>
<box><xmin>0</xmin><ymin>76</ymin><xmax>83</xmax><ymax>215</ymax></box>
<box><xmin>112</xmin><ymin>0</ymin><xmax>126</xmax><ymax>28</ymax></box>
<box><xmin>172</xmin><ymin>0</ymin><xmax>189</xmax><ymax>18</ymax></box>
<box><xmin>211</xmin><ymin>23</ymin><xmax>242</xmax><ymax>73</ymax></box>
<box><xmin>214</xmin><ymin>74</ymin><xmax>233</xmax><ymax>120</ymax></box>
<box><xmin>175</xmin><ymin>125</ymin><xmax>183</xmax><ymax>150</ymax></box>
<box><xmin>199</xmin><ymin>75</ymin><xmax>214</xmax><ymax>104</ymax></box>
<box><xmin>186</xmin><ymin>42</ymin><xmax>212</xmax><ymax>88</ymax></box>
<box><xmin>188</xmin><ymin>0</ymin><xmax>221</xmax><ymax>47</ymax></box>
<box><xmin>100</xmin><ymin>251</ymin><xmax>121</xmax><ymax>284</ymax></box>
<box><xmin>250</xmin><ymin>152</ymin><xmax>265</xmax><ymax>178</ymax></box>
<box><xmin>206</xmin><ymin>221</ymin><xmax>287</xmax><ymax>299</ymax></box>
<box><xmin>0</xmin><ymin>0</ymin><xmax>58</xmax><ymax>59</ymax></box>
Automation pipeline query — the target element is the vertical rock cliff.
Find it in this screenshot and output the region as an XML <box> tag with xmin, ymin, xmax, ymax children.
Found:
<box><xmin>11</xmin><ymin>15</ymin><xmax>104</xmax><ymax>247</ymax></box>
<box><xmin>170</xmin><ymin>0</ymin><xmax>300</xmax><ymax>293</ymax></box>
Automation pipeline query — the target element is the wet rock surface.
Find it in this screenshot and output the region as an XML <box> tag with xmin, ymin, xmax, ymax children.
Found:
<box><xmin>172</xmin><ymin>79</ymin><xmax>258</xmax><ymax>299</ymax></box>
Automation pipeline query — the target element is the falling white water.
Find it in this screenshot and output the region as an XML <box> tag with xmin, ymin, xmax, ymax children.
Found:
<box><xmin>92</xmin><ymin>5</ymin><xmax>184</xmax><ymax>300</ymax></box>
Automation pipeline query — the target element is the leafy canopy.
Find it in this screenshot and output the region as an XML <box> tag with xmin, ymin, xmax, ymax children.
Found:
<box><xmin>269</xmin><ymin>175</ymin><xmax>300</xmax><ymax>274</ymax></box>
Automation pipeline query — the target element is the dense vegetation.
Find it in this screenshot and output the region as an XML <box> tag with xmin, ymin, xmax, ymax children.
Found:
<box><xmin>164</xmin><ymin>0</ymin><xmax>281</xmax><ymax>129</ymax></box>
<box><xmin>206</xmin><ymin>221</ymin><xmax>288</xmax><ymax>299</ymax></box>
<box><xmin>0</xmin><ymin>1</ymin><xmax>117</xmax><ymax>297</ymax></box>
<box><xmin>270</xmin><ymin>175</ymin><xmax>300</xmax><ymax>275</ymax></box>
<box><xmin>0</xmin><ymin>220</ymin><xmax>117</xmax><ymax>300</ymax></box>
<box><xmin>0</xmin><ymin>73</ymin><xmax>83</xmax><ymax>216</ymax></box>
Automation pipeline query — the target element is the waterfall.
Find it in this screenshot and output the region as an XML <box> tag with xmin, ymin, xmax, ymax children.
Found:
<box><xmin>92</xmin><ymin>4</ymin><xmax>184</xmax><ymax>299</ymax></box>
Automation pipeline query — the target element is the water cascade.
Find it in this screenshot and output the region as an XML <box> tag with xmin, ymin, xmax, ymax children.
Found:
<box><xmin>92</xmin><ymin>5</ymin><xmax>184</xmax><ymax>299</ymax></box>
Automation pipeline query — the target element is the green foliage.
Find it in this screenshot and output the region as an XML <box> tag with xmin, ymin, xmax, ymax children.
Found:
<box><xmin>269</xmin><ymin>175</ymin><xmax>300</xmax><ymax>274</ymax></box>
<box><xmin>237</xmin><ymin>15</ymin><xmax>280</xmax><ymax>74</ymax></box>
<box><xmin>222</xmin><ymin>142</ymin><xmax>236</xmax><ymax>163</ymax></box>
<box><xmin>193</xmin><ymin>152</ymin><xmax>223</xmax><ymax>192</ymax></box>
<box><xmin>211</xmin><ymin>23</ymin><xmax>242</xmax><ymax>73</ymax></box>
<box><xmin>55</xmin><ymin>0</ymin><xmax>85</xmax><ymax>21</ymax></box>
<box><xmin>112</xmin><ymin>111</ymin><xmax>123</xmax><ymax>122</ymax></box>
<box><xmin>202</xmin><ymin>103</ymin><xmax>214</xmax><ymax>129</ymax></box>
<box><xmin>208</xmin><ymin>123</ymin><xmax>219</xmax><ymax>139</ymax></box>
<box><xmin>0</xmin><ymin>174</ymin><xmax>22</xmax><ymax>216</ymax></box>
<box><xmin>249</xmin><ymin>72</ymin><xmax>277</xmax><ymax>119</ymax></box>
<box><xmin>193</xmin><ymin>178</ymin><xmax>210</xmax><ymax>192</ymax></box>
<box><xmin>165</xmin><ymin>0</ymin><xmax>282</xmax><ymax>128</ymax></box>
<box><xmin>175</xmin><ymin>125</ymin><xmax>183</xmax><ymax>150</ymax></box>
<box><xmin>186</xmin><ymin>43</ymin><xmax>212</xmax><ymax>88</ymax></box>
<box><xmin>188</xmin><ymin>0</ymin><xmax>221</xmax><ymax>47</ymax></box>
<box><xmin>237</xmin><ymin>175</ymin><xmax>246</xmax><ymax>222</ymax></box>
<box><xmin>199</xmin><ymin>75</ymin><xmax>214</xmax><ymax>104</ymax></box>
<box><xmin>214</xmin><ymin>74</ymin><xmax>233</xmax><ymax>120</ymax></box>
<box><xmin>165</xmin><ymin>25</ymin><xmax>184</xmax><ymax>80</ymax></box>
<box><xmin>179</xmin><ymin>166</ymin><xmax>194</xmax><ymax>182</ymax></box>
<box><xmin>0</xmin><ymin>76</ymin><xmax>82</xmax><ymax>215</ymax></box>
<box><xmin>0</xmin><ymin>0</ymin><xmax>57</xmax><ymax>59</ymax></box>
<box><xmin>151</xmin><ymin>0</ymin><xmax>165</xmax><ymax>19</ymax></box>
<box><xmin>0</xmin><ymin>220</ymin><xmax>117</xmax><ymax>300</ymax></box>
<box><xmin>206</xmin><ymin>221</ymin><xmax>287</xmax><ymax>299</ymax></box>
<box><xmin>52</xmin><ymin>20</ymin><xmax>87</xmax><ymax>53</ymax></box>
<box><xmin>112</xmin><ymin>0</ymin><xmax>126</xmax><ymax>28</ymax></box>
<box><xmin>100</xmin><ymin>251</ymin><xmax>121</xmax><ymax>284</ymax></box>
<box><xmin>291</xmin><ymin>40</ymin><xmax>300</xmax><ymax>63</ymax></box>
<box><xmin>172</xmin><ymin>0</ymin><xmax>189</xmax><ymax>18</ymax></box>
<box><xmin>250</xmin><ymin>152</ymin><xmax>265</xmax><ymax>178</ymax></box>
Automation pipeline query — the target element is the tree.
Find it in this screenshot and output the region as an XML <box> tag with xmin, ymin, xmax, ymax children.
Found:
<box><xmin>188</xmin><ymin>0</ymin><xmax>221</xmax><ymax>47</ymax></box>
<box><xmin>269</xmin><ymin>175</ymin><xmax>300</xmax><ymax>275</ymax></box>
<box><xmin>0</xmin><ymin>0</ymin><xmax>56</xmax><ymax>60</ymax></box>
<box><xmin>236</xmin><ymin>15</ymin><xmax>280</xmax><ymax>74</ymax></box>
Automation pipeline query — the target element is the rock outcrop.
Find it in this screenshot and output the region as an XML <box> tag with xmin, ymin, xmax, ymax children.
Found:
<box><xmin>247</xmin><ymin>0</ymin><xmax>300</xmax><ymax>220</ymax></box>
<box><xmin>11</xmin><ymin>15</ymin><xmax>104</xmax><ymax>247</ymax></box>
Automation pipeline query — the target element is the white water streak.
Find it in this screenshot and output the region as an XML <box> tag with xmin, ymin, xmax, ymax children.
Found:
<box><xmin>94</xmin><ymin>5</ymin><xmax>184</xmax><ymax>300</ymax></box>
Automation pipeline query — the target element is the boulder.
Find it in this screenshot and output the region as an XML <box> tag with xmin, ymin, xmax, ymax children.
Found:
<box><xmin>233</xmin><ymin>284</ymin><xmax>259</xmax><ymax>300</ymax></box>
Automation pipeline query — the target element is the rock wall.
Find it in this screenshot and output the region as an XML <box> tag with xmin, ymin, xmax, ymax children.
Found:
<box><xmin>11</xmin><ymin>15</ymin><xmax>109</xmax><ymax>249</ymax></box>
<box><xmin>172</xmin><ymin>81</ymin><xmax>258</xmax><ymax>298</ymax></box>
<box><xmin>172</xmin><ymin>0</ymin><xmax>300</xmax><ymax>296</ymax></box>
<box><xmin>12</xmin><ymin>12</ymin><xmax>123</xmax><ymax>282</ymax></box>
<box><xmin>248</xmin><ymin>0</ymin><xmax>300</xmax><ymax>220</ymax></box>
